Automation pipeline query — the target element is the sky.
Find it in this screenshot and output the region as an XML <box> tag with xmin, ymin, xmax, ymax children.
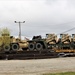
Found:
<box><xmin>0</xmin><ymin>0</ymin><xmax>75</xmax><ymax>39</ymax></box>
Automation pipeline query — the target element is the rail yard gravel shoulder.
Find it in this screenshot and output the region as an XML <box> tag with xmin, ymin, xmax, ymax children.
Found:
<box><xmin>0</xmin><ymin>57</ymin><xmax>75</xmax><ymax>75</ymax></box>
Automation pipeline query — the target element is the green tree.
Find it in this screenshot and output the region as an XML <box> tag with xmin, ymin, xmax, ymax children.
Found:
<box><xmin>0</xmin><ymin>27</ymin><xmax>10</xmax><ymax>36</ymax></box>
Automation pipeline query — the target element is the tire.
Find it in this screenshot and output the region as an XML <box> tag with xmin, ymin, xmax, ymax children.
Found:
<box><xmin>4</xmin><ymin>45</ymin><xmax>10</xmax><ymax>52</ymax></box>
<box><xmin>28</xmin><ymin>43</ymin><xmax>34</xmax><ymax>51</ymax></box>
<box><xmin>36</xmin><ymin>43</ymin><xmax>43</xmax><ymax>51</ymax></box>
<box><xmin>11</xmin><ymin>43</ymin><xmax>19</xmax><ymax>51</ymax></box>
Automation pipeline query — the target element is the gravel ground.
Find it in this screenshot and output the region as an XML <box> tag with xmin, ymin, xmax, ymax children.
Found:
<box><xmin>0</xmin><ymin>57</ymin><xmax>75</xmax><ymax>75</ymax></box>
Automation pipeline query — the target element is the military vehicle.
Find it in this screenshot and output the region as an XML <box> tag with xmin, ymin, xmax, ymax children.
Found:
<box><xmin>58</xmin><ymin>34</ymin><xmax>71</xmax><ymax>49</ymax></box>
<box><xmin>0</xmin><ymin>33</ymin><xmax>19</xmax><ymax>53</ymax></box>
<box><xmin>28</xmin><ymin>35</ymin><xmax>48</xmax><ymax>51</ymax></box>
<box><xmin>71</xmin><ymin>34</ymin><xmax>75</xmax><ymax>49</ymax></box>
<box><xmin>18</xmin><ymin>40</ymin><xmax>29</xmax><ymax>50</ymax></box>
<box><xmin>46</xmin><ymin>34</ymin><xmax>58</xmax><ymax>49</ymax></box>
<box><xmin>15</xmin><ymin>37</ymin><xmax>29</xmax><ymax>50</ymax></box>
<box><xmin>28</xmin><ymin>34</ymin><xmax>58</xmax><ymax>51</ymax></box>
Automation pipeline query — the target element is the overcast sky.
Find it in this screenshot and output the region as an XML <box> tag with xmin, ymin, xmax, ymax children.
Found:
<box><xmin>0</xmin><ymin>0</ymin><xmax>75</xmax><ymax>39</ymax></box>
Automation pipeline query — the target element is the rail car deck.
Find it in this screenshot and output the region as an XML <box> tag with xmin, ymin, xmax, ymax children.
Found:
<box><xmin>55</xmin><ymin>49</ymin><xmax>75</xmax><ymax>53</ymax></box>
<box><xmin>0</xmin><ymin>49</ymin><xmax>75</xmax><ymax>60</ymax></box>
<box><xmin>0</xmin><ymin>50</ymin><xmax>58</xmax><ymax>60</ymax></box>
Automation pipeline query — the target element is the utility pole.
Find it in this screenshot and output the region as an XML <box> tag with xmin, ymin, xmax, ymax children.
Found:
<box><xmin>14</xmin><ymin>21</ymin><xmax>25</xmax><ymax>40</ymax></box>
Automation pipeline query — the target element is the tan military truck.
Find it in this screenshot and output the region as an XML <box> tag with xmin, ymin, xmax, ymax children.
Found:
<box><xmin>0</xmin><ymin>34</ymin><xmax>19</xmax><ymax>53</ymax></box>
<box><xmin>58</xmin><ymin>34</ymin><xmax>71</xmax><ymax>49</ymax></box>
<box><xmin>71</xmin><ymin>34</ymin><xmax>75</xmax><ymax>49</ymax></box>
<box><xmin>46</xmin><ymin>34</ymin><xmax>58</xmax><ymax>49</ymax></box>
<box><xmin>16</xmin><ymin>38</ymin><xmax>29</xmax><ymax>50</ymax></box>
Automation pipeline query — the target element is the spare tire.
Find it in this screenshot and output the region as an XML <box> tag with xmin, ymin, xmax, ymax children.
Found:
<box><xmin>28</xmin><ymin>43</ymin><xmax>34</xmax><ymax>51</ymax></box>
<box><xmin>11</xmin><ymin>43</ymin><xmax>19</xmax><ymax>51</ymax></box>
<box><xmin>4</xmin><ymin>45</ymin><xmax>10</xmax><ymax>52</ymax></box>
<box><xmin>36</xmin><ymin>43</ymin><xmax>43</xmax><ymax>51</ymax></box>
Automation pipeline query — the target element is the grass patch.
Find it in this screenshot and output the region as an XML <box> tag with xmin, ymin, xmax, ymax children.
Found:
<box><xmin>43</xmin><ymin>72</ymin><xmax>75</xmax><ymax>75</ymax></box>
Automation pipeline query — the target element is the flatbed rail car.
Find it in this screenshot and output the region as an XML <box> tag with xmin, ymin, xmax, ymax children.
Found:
<box><xmin>0</xmin><ymin>49</ymin><xmax>75</xmax><ymax>60</ymax></box>
<box><xmin>55</xmin><ymin>49</ymin><xmax>75</xmax><ymax>56</ymax></box>
<box><xmin>0</xmin><ymin>50</ymin><xmax>58</xmax><ymax>60</ymax></box>
<box><xmin>1</xmin><ymin>33</ymin><xmax>75</xmax><ymax>59</ymax></box>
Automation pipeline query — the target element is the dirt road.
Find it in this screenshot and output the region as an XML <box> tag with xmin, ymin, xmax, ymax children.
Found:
<box><xmin>0</xmin><ymin>57</ymin><xmax>75</xmax><ymax>75</ymax></box>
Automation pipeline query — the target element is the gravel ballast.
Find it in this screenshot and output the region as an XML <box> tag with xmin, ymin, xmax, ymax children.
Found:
<box><xmin>0</xmin><ymin>57</ymin><xmax>75</xmax><ymax>75</ymax></box>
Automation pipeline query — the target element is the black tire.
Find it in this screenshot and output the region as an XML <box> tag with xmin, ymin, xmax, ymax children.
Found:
<box><xmin>36</xmin><ymin>43</ymin><xmax>43</xmax><ymax>51</ymax></box>
<box><xmin>4</xmin><ymin>45</ymin><xmax>10</xmax><ymax>52</ymax></box>
<box><xmin>28</xmin><ymin>43</ymin><xmax>35</xmax><ymax>51</ymax></box>
<box><xmin>11</xmin><ymin>43</ymin><xmax>19</xmax><ymax>51</ymax></box>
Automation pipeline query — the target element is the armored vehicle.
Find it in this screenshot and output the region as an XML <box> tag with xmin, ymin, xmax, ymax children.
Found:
<box><xmin>28</xmin><ymin>34</ymin><xmax>58</xmax><ymax>51</ymax></box>
<box><xmin>46</xmin><ymin>34</ymin><xmax>58</xmax><ymax>49</ymax></box>
<box><xmin>18</xmin><ymin>40</ymin><xmax>29</xmax><ymax>50</ymax></box>
<box><xmin>28</xmin><ymin>35</ymin><xmax>48</xmax><ymax>51</ymax></box>
<box><xmin>58</xmin><ymin>34</ymin><xmax>71</xmax><ymax>49</ymax></box>
<box><xmin>71</xmin><ymin>34</ymin><xmax>75</xmax><ymax>49</ymax></box>
<box><xmin>0</xmin><ymin>33</ymin><xmax>19</xmax><ymax>53</ymax></box>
